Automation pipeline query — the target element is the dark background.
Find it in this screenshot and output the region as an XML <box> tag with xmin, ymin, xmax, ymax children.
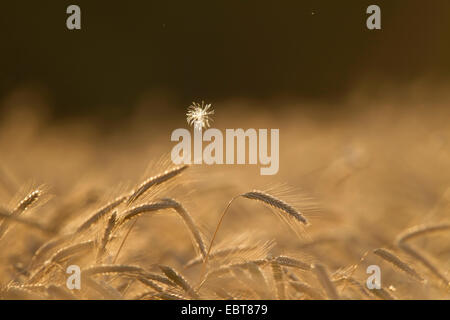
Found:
<box><xmin>1</xmin><ymin>0</ymin><xmax>449</xmax><ymax>119</ymax></box>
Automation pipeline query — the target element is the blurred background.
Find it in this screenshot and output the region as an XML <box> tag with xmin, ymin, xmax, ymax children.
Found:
<box><xmin>1</xmin><ymin>0</ymin><xmax>450</xmax><ymax>121</ymax></box>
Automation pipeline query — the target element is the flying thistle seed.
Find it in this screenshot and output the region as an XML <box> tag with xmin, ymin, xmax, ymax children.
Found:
<box><xmin>186</xmin><ymin>101</ymin><xmax>214</xmax><ymax>130</ymax></box>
